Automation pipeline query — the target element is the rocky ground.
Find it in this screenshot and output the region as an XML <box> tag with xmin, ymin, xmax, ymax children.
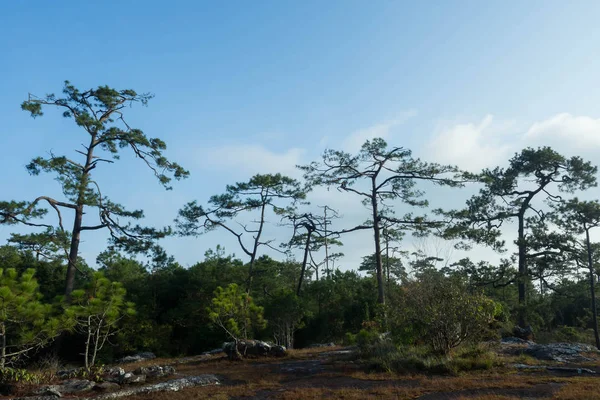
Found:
<box><xmin>5</xmin><ymin>340</ymin><xmax>600</xmax><ymax>399</ymax></box>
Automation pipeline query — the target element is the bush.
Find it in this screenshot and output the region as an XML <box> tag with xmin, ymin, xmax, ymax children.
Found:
<box><xmin>65</xmin><ymin>272</ymin><xmax>135</xmax><ymax>370</ymax></box>
<box><xmin>357</xmin><ymin>329</ymin><xmax>380</xmax><ymax>348</ymax></box>
<box><xmin>398</xmin><ymin>274</ymin><xmax>498</xmax><ymax>354</ymax></box>
<box><xmin>0</xmin><ymin>368</ymin><xmax>53</xmax><ymax>384</ymax></box>
<box><xmin>362</xmin><ymin>343</ymin><xmax>502</xmax><ymax>375</ymax></box>
<box><xmin>536</xmin><ymin>326</ymin><xmax>596</xmax><ymax>345</ymax></box>
<box><xmin>343</xmin><ymin>332</ymin><xmax>357</xmax><ymax>346</ymax></box>
<box><xmin>0</xmin><ymin>268</ymin><xmax>61</xmax><ymax>367</ymax></box>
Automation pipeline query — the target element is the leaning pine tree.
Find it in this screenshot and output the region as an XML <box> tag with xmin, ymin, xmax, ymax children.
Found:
<box><xmin>0</xmin><ymin>81</ymin><xmax>188</xmax><ymax>299</ymax></box>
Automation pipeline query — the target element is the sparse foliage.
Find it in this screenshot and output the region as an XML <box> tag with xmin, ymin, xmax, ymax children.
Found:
<box><xmin>301</xmin><ymin>138</ymin><xmax>467</xmax><ymax>304</ymax></box>
<box><xmin>177</xmin><ymin>173</ymin><xmax>306</xmax><ymax>292</ymax></box>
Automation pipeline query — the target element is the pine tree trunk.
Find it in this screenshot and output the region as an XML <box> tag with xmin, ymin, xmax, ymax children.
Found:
<box><xmin>371</xmin><ymin>179</ymin><xmax>385</xmax><ymax>305</ymax></box>
<box><xmin>517</xmin><ymin>211</ymin><xmax>527</xmax><ymax>327</ymax></box>
<box><xmin>0</xmin><ymin>322</ymin><xmax>6</xmax><ymax>368</ymax></box>
<box><xmin>297</xmin><ymin>230</ymin><xmax>312</xmax><ymax>296</ymax></box>
<box><xmin>66</xmin><ymin>135</ymin><xmax>96</xmax><ymax>300</ymax></box>
<box><xmin>85</xmin><ymin>317</ymin><xmax>92</xmax><ymax>370</ymax></box>
<box><xmin>246</xmin><ymin>197</ymin><xmax>267</xmax><ymax>294</ymax></box>
<box><xmin>65</xmin><ymin>206</ymin><xmax>83</xmax><ymax>299</ymax></box>
<box><xmin>586</xmin><ymin>229</ymin><xmax>600</xmax><ymax>350</ymax></box>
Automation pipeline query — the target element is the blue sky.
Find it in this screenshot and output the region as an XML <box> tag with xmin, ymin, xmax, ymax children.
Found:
<box><xmin>2</xmin><ymin>1</ymin><xmax>600</xmax><ymax>270</ymax></box>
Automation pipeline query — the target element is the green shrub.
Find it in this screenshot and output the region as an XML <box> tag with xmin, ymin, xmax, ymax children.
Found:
<box><xmin>344</xmin><ymin>332</ymin><xmax>357</xmax><ymax>346</ymax></box>
<box><xmin>66</xmin><ymin>273</ymin><xmax>135</xmax><ymax>370</ymax></box>
<box><xmin>0</xmin><ymin>268</ymin><xmax>62</xmax><ymax>368</ymax></box>
<box><xmin>535</xmin><ymin>326</ymin><xmax>596</xmax><ymax>345</ymax></box>
<box><xmin>397</xmin><ymin>274</ymin><xmax>498</xmax><ymax>354</ymax></box>
<box><xmin>361</xmin><ymin>343</ymin><xmax>502</xmax><ymax>375</ymax></box>
<box><xmin>56</xmin><ymin>365</ymin><xmax>105</xmax><ymax>382</ymax></box>
<box><xmin>0</xmin><ymin>368</ymin><xmax>54</xmax><ymax>384</ymax></box>
<box><xmin>357</xmin><ymin>328</ymin><xmax>380</xmax><ymax>348</ymax></box>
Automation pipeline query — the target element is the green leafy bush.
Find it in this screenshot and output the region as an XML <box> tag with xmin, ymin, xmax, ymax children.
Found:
<box><xmin>343</xmin><ymin>332</ymin><xmax>357</xmax><ymax>345</ymax></box>
<box><xmin>398</xmin><ymin>274</ymin><xmax>498</xmax><ymax>354</ymax></box>
<box><xmin>207</xmin><ymin>283</ymin><xmax>266</xmax><ymax>341</ymax></box>
<box><xmin>0</xmin><ymin>367</ymin><xmax>54</xmax><ymax>384</ymax></box>
<box><xmin>0</xmin><ymin>268</ymin><xmax>61</xmax><ymax>367</ymax></box>
<box><xmin>65</xmin><ymin>272</ymin><xmax>135</xmax><ymax>369</ymax></box>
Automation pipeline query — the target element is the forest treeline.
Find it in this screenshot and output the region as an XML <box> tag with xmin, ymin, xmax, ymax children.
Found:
<box><xmin>1</xmin><ymin>82</ymin><xmax>600</xmax><ymax>368</ymax></box>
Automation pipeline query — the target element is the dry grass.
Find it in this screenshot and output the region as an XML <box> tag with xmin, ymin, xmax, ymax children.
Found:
<box><xmin>552</xmin><ymin>378</ymin><xmax>600</xmax><ymax>399</ymax></box>
<box><xmin>456</xmin><ymin>396</ymin><xmax>521</xmax><ymax>400</ymax></box>
<box><xmin>277</xmin><ymin>386</ymin><xmax>419</xmax><ymax>399</ymax></box>
<box><xmin>284</xmin><ymin>346</ymin><xmax>346</xmax><ymax>358</ymax></box>
<box><xmin>126</xmin><ymin>379</ymin><xmax>282</xmax><ymax>400</ymax></box>
<box><xmin>97</xmin><ymin>371</ymin><xmax>600</xmax><ymax>400</ymax></box>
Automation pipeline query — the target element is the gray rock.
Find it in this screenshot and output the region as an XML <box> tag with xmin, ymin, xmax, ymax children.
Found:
<box><xmin>547</xmin><ymin>366</ymin><xmax>596</xmax><ymax>374</ymax></box>
<box><xmin>121</xmin><ymin>373</ymin><xmax>146</xmax><ymax>384</ymax></box>
<box><xmin>270</xmin><ymin>345</ymin><xmax>287</xmax><ymax>357</ymax></box>
<box><xmin>223</xmin><ymin>340</ymin><xmax>287</xmax><ymax>358</ymax></box>
<box><xmin>133</xmin><ymin>365</ymin><xmax>175</xmax><ymax>378</ymax></box>
<box><xmin>513</xmin><ymin>363</ymin><xmax>596</xmax><ymax>374</ymax></box>
<box><xmin>513</xmin><ymin>325</ymin><xmax>534</xmax><ymax>340</ymax></box>
<box><xmin>320</xmin><ymin>347</ymin><xmax>356</xmax><ymax>356</ymax></box>
<box><xmin>94</xmin><ymin>382</ymin><xmax>121</xmax><ymax>392</ymax></box>
<box><xmin>524</xmin><ymin>342</ymin><xmax>597</xmax><ymax>363</ymax></box>
<box><xmin>105</xmin><ymin>367</ymin><xmax>125</xmax><ymax>377</ymax></box>
<box><xmin>38</xmin><ymin>387</ymin><xmax>62</xmax><ymax>398</ymax></box>
<box><xmin>501</xmin><ymin>336</ymin><xmax>534</xmax><ymax>345</ymax></box>
<box><xmin>55</xmin><ymin>369</ymin><xmax>78</xmax><ymax>380</ymax></box>
<box><xmin>117</xmin><ymin>352</ymin><xmax>156</xmax><ymax>364</ymax></box>
<box><xmin>60</xmin><ymin>379</ymin><xmax>96</xmax><ymax>393</ymax></box>
<box><xmin>90</xmin><ymin>375</ymin><xmax>220</xmax><ymax>399</ymax></box>
<box><xmin>513</xmin><ymin>363</ymin><xmax>544</xmax><ymax>370</ymax></box>
<box><xmin>223</xmin><ymin>340</ymin><xmax>270</xmax><ymax>358</ymax></box>
<box><xmin>38</xmin><ymin>379</ymin><xmax>95</xmax><ymax>397</ymax></box>
<box><xmin>307</xmin><ymin>342</ymin><xmax>336</xmax><ymax>348</ymax></box>
<box><xmin>14</xmin><ymin>397</ymin><xmax>62</xmax><ymax>400</ymax></box>
<box><xmin>103</xmin><ymin>367</ymin><xmax>126</xmax><ymax>383</ymax></box>
<box><xmin>201</xmin><ymin>348</ymin><xmax>223</xmax><ymax>355</ymax></box>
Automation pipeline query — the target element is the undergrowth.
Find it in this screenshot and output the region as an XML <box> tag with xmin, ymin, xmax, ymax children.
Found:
<box><xmin>361</xmin><ymin>341</ymin><xmax>503</xmax><ymax>375</ymax></box>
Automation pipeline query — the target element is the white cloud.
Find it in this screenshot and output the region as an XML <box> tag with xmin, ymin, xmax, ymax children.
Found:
<box><xmin>428</xmin><ymin>113</ymin><xmax>600</xmax><ymax>173</ymax></box>
<box><xmin>196</xmin><ymin>144</ymin><xmax>305</xmax><ymax>177</ymax></box>
<box><xmin>427</xmin><ymin>115</ymin><xmax>514</xmax><ymax>172</ymax></box>
<box><xmin>341</xmin><ymin>110</ymin><xmax>418</xmax><ymax>152</ymax></box>
<box><xmin>526</xmin><ymin>113</ymin><xmax>600</xmax><ymax>149</ymax></box>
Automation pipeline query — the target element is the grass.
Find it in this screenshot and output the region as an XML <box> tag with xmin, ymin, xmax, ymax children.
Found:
<box><xmin>360</xmin><ymin>342</ymin><xmax>505</xmax><ymax>375</ymax></box>
<box><xmin>553</xmin><ymin>378</ymin><xmax>600</xmax><ymax>400</ymax></box>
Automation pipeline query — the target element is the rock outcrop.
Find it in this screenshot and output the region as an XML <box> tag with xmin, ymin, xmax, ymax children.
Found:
<box><xmin>90</xmin><ymin>375</ymin><xmax>220</xmax><ymax>399</ymax></box>
<box><xmin>223</xmin><ymin>340</ymin><xmax>287</xmax><ymax>359</ymax></box>
<box><xmin>501</xmin><ymin>338</ymin><xmax>599</xmax><ymax>363</ymax></box>
<box><xmin>15</xmin><ymin>375</ymin><xmax>219</xmax><ymax>400</ymax></box>
<box><xmin>116</xmin><ymin>352</ymin><xmax>156</xmax><ymax>364</ymax></box>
